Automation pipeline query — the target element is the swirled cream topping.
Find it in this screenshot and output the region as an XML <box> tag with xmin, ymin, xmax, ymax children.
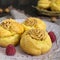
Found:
<box><xmin>24</xmin><ymin>17</ymin><xmax>37</xmax><ymax>26</ymax></box>
<box><xmin>28</xmin><ymin>29</ymin><xmax>46</xmax><ymax>41</ymax></box>
<box><xmin>0</xmin><ymin>20</ymin><xmax>12</xmax><ymax>30</ymax></box>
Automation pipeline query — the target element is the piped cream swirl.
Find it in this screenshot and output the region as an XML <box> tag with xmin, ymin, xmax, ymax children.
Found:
<box><xmin>24</xmin><ymin>17</ymin><xmax>37</xmax><ymax>26</ymax></box>
<box><xmin>27</xmin><ymin>29</ymin><xmax>46</xmax><ymax>41</ymax></box>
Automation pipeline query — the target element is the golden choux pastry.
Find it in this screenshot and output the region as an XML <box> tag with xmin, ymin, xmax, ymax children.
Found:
<box><xmin>37</xmin><ymin>0</ymin><xmax>51</xmax><ymax>9</ymax></box>
<box><xmin>0</xmin><ymin>34</ymin><xmax>20</xmax><ymax>47</ymax></box>
<box><xmin>0</xmin><ymin>26</ymin><xmax>15</xmax><ymax>37</ymax></box>
<box><xmin>0</xmin><ymin>18</ymin><xmax>24</xmax><ymax>47</ymax></box>
<box><xmin>20</xmin><ymin>29</ymin><xmax>52</xmax><ymax>55</ymax></box>
<box><xmin>51</xmin><ymin>0</ymin><xmax>60</xmax><ymax>12</ymax></box>
<box><xmin>22</xmin><ymin>17</ymin><xmax>46</xmax><ymax>31</ymax></box>
<box><xmin>1</xmin><ymin>18</ymin><xmax>24</xmax><ymax>34</ymax></box>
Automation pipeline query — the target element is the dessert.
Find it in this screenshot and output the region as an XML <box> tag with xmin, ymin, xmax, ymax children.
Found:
<box><xmin>20</xmin><ymin>29</ymin><xmax>52</xmax><ymax>55</ymax></box>
<box><xmin>0</xmin><ymin>18</ymin><xmax>24</xmax><ymax>47</ymax></box>
<box><xmin>51</xmin><ymin>0</ymin><xmax>60</xmax><ymax>12</ymax></box>
<box><xmin>22</xmin><ymin>17</ymin><xmax>46</xmax><ymax>31</ymax></box>
<box><xmin>37</xmin><ymin>0</ymin><xmax>51</xmax><ymax>9</ymax></box>
<box><xmin>1</xmin><ymin>18</ymin><xmax>24</xmax><ymax>34</ymax></box>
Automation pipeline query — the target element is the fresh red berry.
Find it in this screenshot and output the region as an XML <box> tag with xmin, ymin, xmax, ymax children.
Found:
<box><xmin>48</xmin><ymin>31</ymin><xmax>56</xmax><ymax>43</ymax></box>
<box><xmin>6</xmin><ymin>44</ymin><xmax>16</xmax><ymax>56</ymax></box>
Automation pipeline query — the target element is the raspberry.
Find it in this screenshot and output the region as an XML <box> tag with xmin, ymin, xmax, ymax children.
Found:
<box><xmin>6</xmin><ymin>44</ymin><xmax>16</xmax><ymax>56</ymax></box>
<box><xmin>48</xmin><ymin>31</ymin><xmax>56</xmax><ymax>43</ymax></box>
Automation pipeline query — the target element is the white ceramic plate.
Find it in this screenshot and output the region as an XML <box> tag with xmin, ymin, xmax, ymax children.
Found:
<box><xmin>0</xmin><ymin>19</ymin><xmax>60</xmax><ymax>60</ymax></box>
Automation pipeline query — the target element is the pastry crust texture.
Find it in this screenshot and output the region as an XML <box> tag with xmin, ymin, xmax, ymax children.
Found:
<box><xmin>37</xmin><ymin>0</ymin><xmax>51</xmax><ymax>9</ymax></box>
<box><xmin>22</xmin><ymin>17</ymin><xmax>46</xmax><ymax>31</ymax></box>
<box><xmin>20</xmin><ymin>29</ymin><xmax>52</xmax><ymax>55</ymax></box>
<box><xmin>0</xmin><ymin>18</ymin><xmax>24</xmax><ymax>47</ymax></box>
<box><xmin>51</xmin><ymin>0</ymin><xmax>60</xmax><ymax>12</ymax></box>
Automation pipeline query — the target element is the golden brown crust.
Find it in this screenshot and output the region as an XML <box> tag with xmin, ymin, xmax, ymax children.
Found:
<box><xmin>0</xmin><ymin>34</ymin><xmax>20</xmax><ymax>47</ymax></box>
<box><xmin>24</xmin><ymin>17</ymin><xmax>37</xmax><ymax>26</ymax></box>
<box><xmin>0</xmin><ymin>25</ymin><xmax>15</xmax><ymax>37</ymax></box>
<box><xmin>26</xmin><ymin>29</ymin><xmax>46</xmax><ymax>41</ymax></box>
<box><xmin>1</xmin><ymin>18</ymin><xmax>24</xmax><ymax>34</ymax></box>
<box><xmin>23</xmin><ymin>17</ymin><xmax>46</xmax><ymax>31</ymax></box>
<box><xmin>0</xmin><ymin>18</ymin><xmax>24</xmax><ymax>47</ymax></box>
<box><xmin>20</xmin><ymin>29</ymin><xmax>52</xmax><ymax>55</ymax></box>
